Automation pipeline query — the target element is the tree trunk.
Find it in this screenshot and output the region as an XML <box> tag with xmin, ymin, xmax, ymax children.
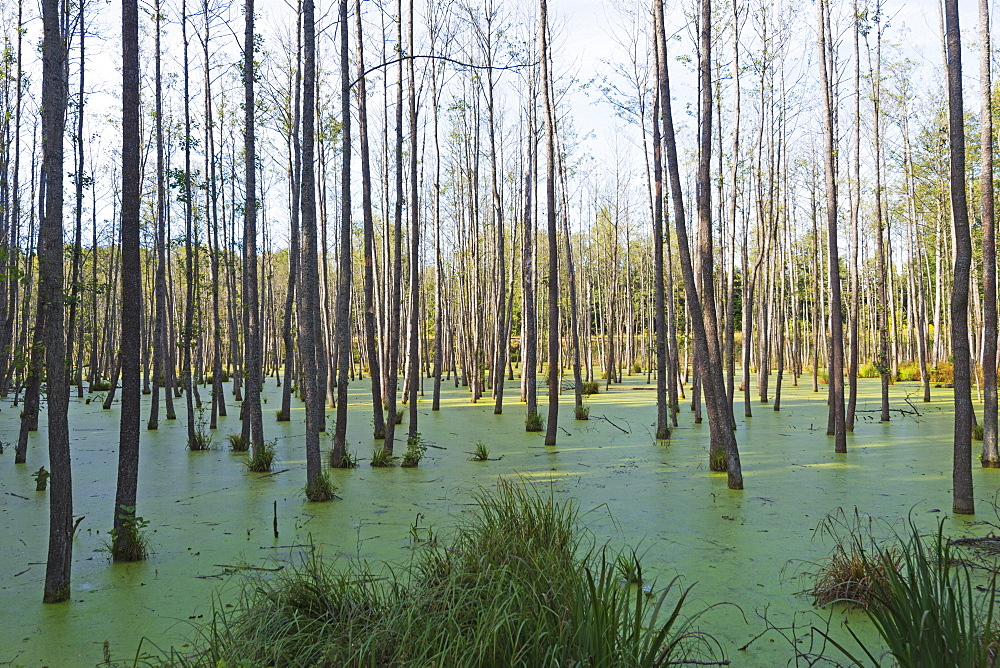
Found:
<box><xmin>980</xmin><ymin>0</ymin><xmax>998</xmax><ymax>467</ymax></box>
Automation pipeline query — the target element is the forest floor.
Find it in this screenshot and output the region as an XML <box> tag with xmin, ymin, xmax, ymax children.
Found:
<box><xmin>0</xmin><ymin>371</ymin><xmax>996</xmax><ymax>666</ymax></box>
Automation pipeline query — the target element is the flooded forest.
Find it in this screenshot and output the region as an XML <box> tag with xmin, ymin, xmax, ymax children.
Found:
<box><xmin>3</xmin><ymin>0</ymin><xmax>1000</xmax><ymax>665</ymax></box>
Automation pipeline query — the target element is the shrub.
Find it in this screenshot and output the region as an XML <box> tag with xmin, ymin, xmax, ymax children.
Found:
<box><xmin>89</xmin><ymin>379</ymin><xmax>112</xmax><ymax>392</ymax></box>
<box><xmin>896</xmin><ymin>361</ymin><xmax>922</xmax><ymax>382</ymax></box>
<box><xmin>575</xmin><ymin>405</ymin><xmax>590</xmax><ymax>420</ymax></box>
<box><xmin>974</xmin><ymin>423</ymin><xmax>985</xmax><ymax>441</ymax></box>
<box><xmin>929</xmin><ymin>362</ymin><xmax>955</xmax><ymax>384</ymax></box>
<box><xmin>581</xmin><ymin>380</ymin><xmax>600</xmax><ymax>396</ymax></box>
<box><xmin>858</xmin><ymin>362</ymin><xmax>881</xmax><ymax>378</ymax></box>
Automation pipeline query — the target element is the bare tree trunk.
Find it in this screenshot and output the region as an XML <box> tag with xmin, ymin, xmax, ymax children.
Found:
<box><xmin>817</xmin><ymin>0</ymin><xmax>847</xmax><ymax>453</ymax></box>
<box><xmin>41</xmin><ymin>0</ymin><xmax>71</xmax><ymax>602</ymax></box>
<box><xmin>981</xmin><ymin>0</ymin><xmax>998</xmax><ymax>467</ymax></box>
<box><xmin>945</xmin><ymin>0</ymin><xmax>975</xmax><ymax>514</ymax></box>
<box><xmin>657</xmin><ymin>0</ymin><xmax>742</xmax><ymax>488</ymax></box>
<box><xmin>331</xmin><ymin>0</ymin><xmax>352</xmax><ymax>464</ymax></box>
<box><xmin>540</xmin><ymin>0</ymin><xmax>560</xmax><ymax>446</ymax></box>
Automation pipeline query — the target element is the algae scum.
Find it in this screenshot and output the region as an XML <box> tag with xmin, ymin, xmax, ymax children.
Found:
<box><xmin>0</xmin><ymin>375</ymin><xmax>996</xmax><ymax>666</ymax></box>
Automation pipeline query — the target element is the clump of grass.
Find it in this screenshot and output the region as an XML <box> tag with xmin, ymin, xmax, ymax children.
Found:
<box><xmin>90</xmin><ymin>379</ymin><xmax>112</xmax><ymax>392</ymax></box>
<box><xmin>184</xmin><ymin>478</ymin><xmax>722</xmax><ymax>667</ymax></box>
<box><xmin>581</xmin><ymin>380</ymin><xmax>600</xmax><ymax>396</ymax></box>
<box><xmin>822</xmin><ymin>518</ymin><xmax>999</xmax><ymax>668</ymax></box>
<box><xmin>108</xmin><ymin>505</ymin><xmax>149</xmax><ymax>562</ymax></box>
<box><xmin>227</xmin><ymin>432</ymin><xmax>249</xmax><ymax>452</ymax></box>
<box><xmin>808</xmin><ymin>508</ymin><xmax>900</xmax><ymax>609</ymax></box>
<box><xmin>575</xmin><ymin>405</ymin><xmax>590</xmax><ymax>420</ymax></box>
<box><xmin>857</xmin><ymin>362</ymin><xmax>881</xmax><ymax>378</ymax></box>
<box><xmin>370</xmin><ymin>447</ymin><xmax>396</xmax><ymax>467</ymax></box>
<box><xmin>470</xmin><ymin>440</ymin><xmax>490</xmax><ymax>461</ymax></box>
<box><xmin>401</xmin><ymin>433</ymin><xmax>427</xmax><ymax>468</ymax></box>
<box><xmin>974</xmin><ymin>423</ymin><xmax>985</xmax><ymax>441</ymax></box>
<box><xmin>188</xmin><ymin>423</ymin><xmax>213</xmax><ymax>451</ymax></box>
<box><xmin>708</xmin><ymin>448</ymin><xmax>727</xmax><ymax>472</ymax></box>
<box><xmin>246</xmin><ymin>441</ymin><xmax>276</xmax><ymax>473</ymax></box>
<box><xmin>305</xmin><ymin>471</ymin><xmax>335</xmax><ymax>502</ymax></box>
<box><xmin>275</xmin><ymin>408</ymin><xmax>290</xmax><ymax>422</ymax></box>
<box><xmin>630</xmin><ymin>360</ymin><xmax>644</xmax><ymax>374</ymax></box>
<box><xmin>525</xmin><ymin>410</ymin><xmax>544</xmax><ymax>432</ymax></box>
<box><xmin>394</xmin><ymin>408</ymin><xmax>404</xmax><ymax>425</ymax></box>
<box><xmin>331</xmin><ymin>447</ymin><xmax>358</xmax><ymax>469</ymax></box>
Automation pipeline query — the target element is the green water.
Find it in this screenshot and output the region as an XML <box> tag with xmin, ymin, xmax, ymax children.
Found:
<box><xmin>0</xmin><ymin>373</ymin><xmax>995</xmax><ymax>666</ymax></box>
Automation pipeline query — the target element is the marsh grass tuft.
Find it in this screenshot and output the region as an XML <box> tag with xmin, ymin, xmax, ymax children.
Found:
<box><xmin>708</xmin><ymin>448</ymin><xmax>727</xmax><ymax>472</ymax></box>
<box><xmin>108</xmin><ymin>505</ymin><xmax>150</xmax><ymax>562</ymax></box>
<box><xmin>470</xmin><ymin>440</ymin><xmax>490</xmax><ymax>461</ymax></box>
<box><xmin>275</xmin><ymin>408</ymin><xmax>290</xmax><ymax>422</ymax></box>
<box><xmin>227</xmin><ymin>433</ymin><xmax>249</xmax><ymax>452</ymax></box>
<box><xmin>974</xmin><ymin>423</ymin><xmax>985</xmax><ymax>441</ymax></box>
<box><xmin>370</xmin><ymin>447</ymin><xmax>396</xmax><ymax>467</ymax></box>
<box><xmin>331</xmin><ymin>447</ymin><xmax>358</xmax><ymax>469</ymax></box>
<box><xmin>401</xmin><ymin>433</ymin><xmax>427</xmax><ymax>467</ymax></box>
<box><xmin>816</xmin><ymin>517</ymin><xmax>999</xmax><ymax>668</ymax></box>
<box><xmin>245</xmin><ymin>441</ymin><xmax>276</xmax><ymax>473</ymax></box>
<box><xmin>575</xmin><ymin>405</ymin><xmax>590</xmax><ymax>420</ymax></box>
<box><xmin>581</xmin><ymin>380</ymin><xmax>600</xmax><ymax>396</ymax></box>
<box><xmin>525</xmin><ymin>410</ymin><xmax>544</xmax><ymax>432</ymax></box>
<box><xmin>808</xmin><ymin>508</ymin><xmax>899</xmax><ymax>609</ymax></box>
<box><xmin>183</xmin><ymin>478</ymin><xmax>722</xmax><ymax>667</ymax></box>
<box><xmin>305</xmin><ymin>472</ymin><xmax>335</xmax><ymax>502</ymax></box>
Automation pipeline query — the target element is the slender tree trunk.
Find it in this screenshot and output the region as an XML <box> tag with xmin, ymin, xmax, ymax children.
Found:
<box><xmin>945</xmin><ymin>0</ymin><xmax>975</xmax><ymax>514</ymax></box>
<box><xmin>817</xmin><ymin>0</ymin><xmax>847</xmax><ymax>453</ymax></box>
<box><xmin>331</xmin><ymin>0</ymin><xmax>352</xmax><ymax>465</ymax></box>
<box><xmin>981</xmin><ymin>0</ymin><xmax>998</xmax><ymax>467</ymax></box>
<box><xmin>41</xmin><ymin>0</ymin><xmax>72</xmax><ymax>602</ymax></box>
<box><xmin>540</xmin><ymin>0</ymin><xmax>560</xmax><ymax>446</ymax></box>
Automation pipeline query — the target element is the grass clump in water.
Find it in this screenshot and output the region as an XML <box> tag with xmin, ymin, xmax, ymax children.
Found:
<box><xmin>183</xmin><ymin>478</ymin><xmax>721</xmax><ymax>667</ymax></box>
<box><xmin>331</xmin><ymin>446</ymin><xmax>358</xmax><ymax>469</ymax></box>
<box><xmin>246</xmin><ymin>441</ymin><xmax>276</xmax><ymax>473</ymax></box>
<box><xmin>974</xmin><ymin>423</ymin><xmax>985</xmax><ymax>441</ymax></box>
<box><xmin>575</xmin><ymin>405</ymin><xmax>590</xmax><ymax>420</ymax></box>
<box><xmin>108</xmin><ymin>505</ymin><xmax>150</xmax><ymax>562</ymax></box>
<box><xmin>525</xmin><ymin>410</ymin><xmax>544</xmax><ymax>432</ymax></box>
<box><xmin>809</xmin><ymin>508</ymin><xmax>899</xmax><ymax>609</ymax></box>
<box><xmin>370</xmin><ymin>447</ymin><xmax>396</xmax><ymax>467</ymax></box>
<box><xmin>818</xmin><ymin>517</ymin><xmax>999</xmax><ymax>668</ymax></box>
<box><xmin>581</xmin><ymin>380</ymin><xmax>600</xmax><ymax>396</ymax></box>
<box><xmin>227</xmin><ymin>433</ymin><xmax>249</xmax><ymax>452</ymax></box>
<box><xmin>470</xmin><ymin>440</ymin><xmax>490</xmax><ymax>461</ymax></box>
<box><xmin>305</xmin><ymin>472</ymin><xmax>335</xmax><ymax>502</ymax></box>
<box><xmin>401</xmin><ymin>433</ymin><xmax>427</xmax><ymax>468</ymax></box>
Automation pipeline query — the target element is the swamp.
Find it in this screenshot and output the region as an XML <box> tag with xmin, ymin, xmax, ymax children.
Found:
<box><xmin>3</xmin><ymin>374</ymin><xmax>999</xmax><ymax>666</ymax></box>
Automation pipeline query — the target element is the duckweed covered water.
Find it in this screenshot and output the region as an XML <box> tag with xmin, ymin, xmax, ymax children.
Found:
<box><xmin>1</xmin><ymin>373</ymin><xmax>996</xmax><ymax>666</ymax></box>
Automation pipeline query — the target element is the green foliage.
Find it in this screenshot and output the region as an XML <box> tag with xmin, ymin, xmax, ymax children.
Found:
<box><xmin>581</xmin><ymin>381</ymin><xmax>600</xmax><ymax>396</ymax></box>
<box><xmin>858</xmin><ymin>362</ymin><xmax>881</xmax><ymax>379</ymax></box>
<box><xmin>370</xmin><ymin>447</ymin><xmax>396</xmax><ymax>468</ymax></box>
<box><xmin>227</xmin><ymin>433</ymin><xmax>249</xmax><ymax>452</ymax></box>
<box><xmin>708</xmin><ymin>449</ymin><xmax>727</xmax><ymax>472</ymax></box>
<box><xmin>809</xmin><ymin>508</ymin><xmax>900</xmax><ymax>609</ymax></box>
<box><xmin>470</xmin><ymin>440</ymin><xmax>490</xmax><ymax>461</ymax></box>
<box><xmin>188</xmin><ymin>410</ymin><xmax>213</xmax><ymax>451</ymax></box>
<box><xmin>183</xmin><ymin>479</ymin><xmax>721</xmax><ymax>667</ymax></box>
<box><xmin>824</xmin><ymin>519</ymin><xmax>999</xmax><ymax>668</ymax></box>
<box><xmin>331</xmin><ymin>446</ymin><xmax>358</xmax><ymax>469</ymax></box>
<box><xmin>974</xmin><ymin>423</ymin><xmax>985</xmax><ymax>441</ymax></box>
<box><xmin>525</xmin><ymin>410</ymin><xmax>544</xmax><ymax>432</ymax></box>
<box><xmin>896</xmin><ymin>361</ymin><xmax>922</xmax><ymax>382</ymax></box>
<box><xmin>31</xmin><ymin>466</ymin><xmax>49</xmax><ymax>491</ymax></box>
<box><xmin>305</xmin><ymin>472</ymin><xmax>335</xmax><ymax>502</ymax></box>
<box><xmin>401</xmin><ymin>433</ymin><xmax>427</xmax><ymax>467</ymax></box>
<box><xmin>246</xmin><ymin>441</ymin><xmax>276</xmax><ymax>473</ymax></box>
<box><xmin>275</xmin><ymin>408</ymin><xmax>290</xmax><ymax>422</ymax></box>
<box><xmin>89</xmin><ymin>379</ymin><xmax>112</xmax><ymax>392</ymax></box>
<box><xmin>575</xmin><ymin>405</ymin><xmax>591</xmax><ymax>420</ymax></box>
<box><xmin>930</xmin><ymin>362</ymin><xmax>955</xmax><ymax>384</ymax></box>
<box><xmin>109</xmin><ymin>505</ymin><xmax>149</xmax><ymax>562</ymax></box>
<box><xmin>395</xmin><ymin>408</ymin><xmax>405</xmax><ymax>425</ymax></box>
